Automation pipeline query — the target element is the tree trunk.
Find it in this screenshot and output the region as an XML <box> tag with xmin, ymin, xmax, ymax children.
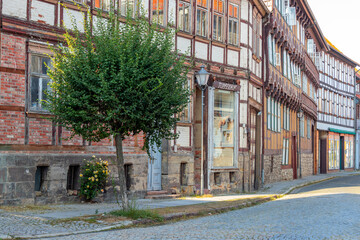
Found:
<box><xmin>114</xmin><ymin>134</ymin><xmax>129</xmax><ymax>209</ymax></box>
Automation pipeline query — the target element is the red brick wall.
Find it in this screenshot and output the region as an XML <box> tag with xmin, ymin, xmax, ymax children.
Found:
<box><xmin>0</xmin><ymin>110</ymin><xmax>25</xmax><ymax>144</ymax></box>
<box><xmin>0</xmin><ymin>73</ymin><xmax>25</xmax><ymax>106</ymax></box>
<box><xmin>1</xmin><ymin>33</ymin><xmax>26</xmax><ymax>70</ymax></box>
<box><xmin>61</xmin><ymin>128</ymin><xmax>83</xmax><ymax>145</ymax></box>
<box><xmin>28</xmin><ymin>117</ymin><xmax>52</xmax><ymax>145</ymax></box>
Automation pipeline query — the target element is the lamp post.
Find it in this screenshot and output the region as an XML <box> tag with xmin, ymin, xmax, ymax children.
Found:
<box><xmin>297</xmin><ymin>108</ymin><xmax>304</xmax><ymax>178</ymax></box>
<box><xmin>195</xmin><ymin>65</ymin><xmax>210</xmax><ymax>195</ymax></box>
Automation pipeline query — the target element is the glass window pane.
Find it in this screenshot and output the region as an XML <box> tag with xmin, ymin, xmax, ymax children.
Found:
<box><xmin>31</xmin><ymin>77</ymin><xmax>40</xmax><ymax>110</ymax></box>
<box><xmin>213</xmin><ymin>90</ymin><xmax>235</xmax><ymax>167</ymax></box>
<box><xmin>31</xmin><ymin>56</ymin><xmax>40</xmax><ymax>73</ymax></box>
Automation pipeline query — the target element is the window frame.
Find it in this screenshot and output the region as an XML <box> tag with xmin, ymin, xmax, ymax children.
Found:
<box><xmin>178</xmin><ymin>0</ymin><xmax>191</xmax><ymax>32</ymax></box>
<box><xmin>228</xmin><ymin>3</ymin><xmax>239</xmax><ymax>45</ymax></box>
<box><xmin>196</xmin><ymin>0</ymin><xmax>208</xmax><ymax>37</ymax></box>
<box><xmin>212</xmin><ymin>0</ymin><xmax>224</xmax><ymax>42</ymax></box>
<box><xmin>29</xmin><ymin>54</ymin><xmax>52</xmax><ymax>113</ymax></box>
<box><xmin>152</xmin><ymin>0</ymin><xmax>167</xmax><ymax>26</ymax></box>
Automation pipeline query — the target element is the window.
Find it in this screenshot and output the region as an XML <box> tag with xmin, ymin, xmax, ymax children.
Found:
<box><xmin>300</xmin><ymin>116</ymin><xmax>304</xmax><ymax>137</ymax></box>
<box><xmin>34</xmin><ymin>166</ymin><xmax>48</xmax><ymax>192</ymax></box>
<box><xmin>213</xmin><ymin>0</ymin><xmax>224</xmax><ymax>41</ymax></box>
<box><xmin>178</xmin><ymin>79</ymin><xmax>191</xmax><ymax>122</ymax></box>
<box><xmin>178</xmin><ymin>1</ymin><xmax>191</xmax><ymax>32</ymax></box>
<box><xmin>283</xmin><ymin>106</ymin><xmax>290</xmax><ymax>131</ymax></box>
<box><xmin>268</xmin><ymin>97</ymin><xmax>280</xmax><ymax>132</ymax></box>
<box><xmin>302</xmin><ymin>74</ymin><xmax>308</xmax><ymax>93</ymax></box>
<box><xmin>282</xmin><ymin>138</ymin><xmax>289</xmax><ymax>165</ymax></box>
<box><xmin>196</xmin><ymin>0</ymin><xmax>208</xmax><ymax>37</ymax></box>
<box><xmin>120</xmin><ymin>0</ymin><xmax>137</xmax><ymax>17</ymax></box>
<box><xmin>67</xmin><ymin>165</ymin><xmax>80</xmax><ymax>191</ymax></box>
<box><xmin>267</xmin><ymin>97</ymin><xmax>271</xmax><ymax>129</ymax></box>
<box><xmin>180</xmin><ymin>163</ymin><xmax>187</xmax><ymax>186</ymax></box>
<box><xmin>124</xmin><ymin>164</ymin><xmax>132</xmax><ymax>191</ymax></box>
<box><xmin>307</xmin><ymin>118</ymin><xmax>311</xmax><ymax>139</ymax></box>
<box><xmin>30</xmin><ymin>55</ymin><xmax>51</xmax><ymax>111</ymax></box>
<box><xmin>152</xmin><ymin>0</ymin><xmax>166</xmax><ymax>25</ymax></box>
<box><xmin>268</xmin><ymin>35</ymin><xmax>273</xmax><ymax>65</ymax></box>
<box><xmin>229</xmin><ymin>172</ymin><xmax>235</xmax><ymax>183</ymax></box>
<box><xmin>228</xmin><ymin>4</ymin><xmax>239</xmax><ymax>45</ymax></box>
<box><xmin>94</xmin><ymin>0</ymin><xmax>111</xmax><ymax>11</ymax></box>
<box><xmin>213</xmin><ymin>89</ymin><xmax>235</xmax><ymax>167</ymax></box>
<box><xmin>214</xmin><ymin>172</ymin><xmax>221</xmax><ymax>185</ymax></box>
<box><xmin>252</xmin><ymin>15</ymin><xmax>261</xmax><ymax>58</ymax></box>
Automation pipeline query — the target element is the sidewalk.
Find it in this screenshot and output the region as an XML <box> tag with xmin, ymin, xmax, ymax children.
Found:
<box><xmin>0</xmin><ymin>171</ymin><xmax>357</xmax><ymax>239</ymax></box>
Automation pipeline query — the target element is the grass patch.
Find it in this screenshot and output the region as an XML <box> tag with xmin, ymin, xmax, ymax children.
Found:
<box><xmin>109</xmin><ymin>208</ymin><xmax>163</xmax><ymax>222</ymax></box>
<box><xmin>0</xmin><ymin>205</ymin><xmax>54</xmax><ymax>212</ymax></box>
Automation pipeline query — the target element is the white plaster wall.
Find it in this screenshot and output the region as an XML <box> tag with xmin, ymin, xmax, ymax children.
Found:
<box><xmin>168</xmin><ymin>0</ymin><xmax>176</xmax><ymax>25</ymax></box>
<box><xmin>227</xmin><ymin>49</ymin><xmax>239</xmax><ymax>67</ymax></box>
<box><xmin>241</xmin><ymin>0</ymin><xmax>248</xmax><ymax>21</ymax></box>
<box><xmin>240</xmin><ymin>80</ymin><xmax>248</xmax><ymax>101</ymax></box>
<box><xmin>63</xmin><ymin>9</ymin><xmax>85</xmax><ymax>32</ymax></box>
<box><xmin>240</xmin><ymin>22</ymin><xmax>248</xmax><ymax>45</ymax></box>
<box><xmin>31</xmin><ymin>0</ymin><xmax>55</xmax><ymax>25</ymax></box>
<box><xmin>211</xmin><ymin>45</ymin><xmax>224</xmax><ymax>63</ymax></box>
<box><xmin>195</xmin><ymin>41</ymin><xmax>208</xmax><ymax>60</ymax></box>
<box><xmin>177</xmin><ymin>36</ymin><xmax>191</xmax><ymax>55</ymax></box>
<box><xmin>240</xmin><ymin>48</ymin><xmax>248</xmax><ymax>68</ymax></box>
<box><xmin>3</xmin><ymin>0</ymin><xmax>27</xmax><ymax>19</ymax></box>
<box><xmin>176</xmin><ymin>126</ymin><xmax>190</xmax><ymax>147</ymax></box>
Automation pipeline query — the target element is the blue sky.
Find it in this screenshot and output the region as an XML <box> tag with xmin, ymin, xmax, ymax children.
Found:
<box><xmin>307</xmin><ymin>0</ymin><xmax>360</xmax><ymax>65</ymax></box>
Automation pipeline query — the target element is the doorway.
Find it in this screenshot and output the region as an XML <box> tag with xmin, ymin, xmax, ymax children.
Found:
<box><xmin>320</xmin><ymin>139</ymin><xmax>327</xmax><ymax>174</ymax></box>
<box><xmin>340</xmin><ymin>136</ymin><xmax>344</xmax><ymax>170</ymax></box>
<box><xmin>292</xmin><ymin>136</ymin><xmax>297</xmax><ymax>179</ymax></box>
<box><xmin>147</xmin><ymin>143</ymin><xmax>162</xmax><ymax>191</ymax></box>
<box><xmin>250</xmin><ymin>108</ymin><xmax>261</xmax><ymax>190</ymax></box>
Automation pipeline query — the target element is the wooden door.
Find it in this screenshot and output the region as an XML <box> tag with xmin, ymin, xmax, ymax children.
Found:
<box><xmin>292</xmin><ymin>136</ymin><xmax>297</xmax><ymax>179</ymax></box>
<box><xmin>320</xmin><ymin>139</ymin><xmax>327</xmax><ymax>174</ymax></box>
<box><xmin>250</xmin><ymin>109</ymin><xmax>257</xmax><ymax>190</ymax></box>
<box><xmin>340</xmin><ymin>136</ymin><xmax>344</xmax><ymax>170</ymax></box>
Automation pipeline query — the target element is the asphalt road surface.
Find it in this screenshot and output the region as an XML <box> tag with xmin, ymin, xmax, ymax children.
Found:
<box><xmin>48</xmin><ymin>175</ymin><xmax>360</xmax><ymax>240</ymax></box>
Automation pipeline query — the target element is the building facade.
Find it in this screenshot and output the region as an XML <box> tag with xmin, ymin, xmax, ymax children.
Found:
<box><xmin>317</xmin><ymin>41</ymin><xmax>357</xmax><ymax>173</ymax></box>
<box><xmin>0</xmin><ymin>0</ymin><xmax>269</xmax><ymax>205</ymax></box>
<box><xmin>262</xmin><ymin>0</ymin><xmax>327</xmax><ymax>183</ymax></box>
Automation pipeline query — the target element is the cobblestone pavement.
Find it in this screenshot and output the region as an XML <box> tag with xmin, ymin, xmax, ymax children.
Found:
<box><xmin>47</xmin><ymin>175</ymin><xmax>360</xmax><ymax>240</ymax></box>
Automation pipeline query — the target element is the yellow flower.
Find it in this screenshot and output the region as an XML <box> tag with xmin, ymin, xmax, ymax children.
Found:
<box><xmin>92</xmin><ymin>179</ymin><xmax>94</xmax><ymax>182</ymax></box>
<box><xmin>103</xmin><ymin>170</ymin><xmax>105</xmax><ymax>173</ymax></box>
<box><xmin>95</xmin><ymin>175</ymin><xmax>98</xmax><ymax>178</ymax></box>
<box><xmin>79</xmin><ymin>174</ymin><xmax>83</xmax><ymax>177</ymax></box>
<box><xmin>92</xmin><ymin>155</ymin><xmax>95</xmax><ymax>158</ymax></box>
<box><xmin>87</xmin><ymin>185</ymin><xmax>89</xmax><ymax>188</ymax></box>
<box><xmin>96</xmin><ymin>179</ymin><xmax>98</xmax><ymax>181</ymax></box>
<box><xmin>101</xmin><ymin>189</ymin><xmax>104</xmax><ymax>192</ymax></box>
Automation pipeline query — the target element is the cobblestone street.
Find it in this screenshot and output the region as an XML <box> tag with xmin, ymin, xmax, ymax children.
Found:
<box><xmin>47</xmin><ymin>175</ymin><xmax>360</xmax><ymax>240</ymax></box>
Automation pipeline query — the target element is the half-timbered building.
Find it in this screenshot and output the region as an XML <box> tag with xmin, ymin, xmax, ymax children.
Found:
<box><xmin>0</xmin><ymin>0</ymin><xmax>269</xmax><ymax>204</ymax></box>
<box><xmin>317</xmin><ymin>40</ymin><xmax>357</xmax><ymax>173</ymax></box>
<box><xmin>262</xmin><ymin>0</ymin><xmax>328</xmax><ymax>183</ymax></box>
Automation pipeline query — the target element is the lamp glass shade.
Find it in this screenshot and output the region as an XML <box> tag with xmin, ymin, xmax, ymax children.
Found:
<box><xmin>195</xmin><ymin>65</ymin><xmax>210</xmax><ymax>87</ymax></box>
<box><xmin>297</xmin><ymin>109</ymin><xmax>304</xmax><ymax>118</ymax></box>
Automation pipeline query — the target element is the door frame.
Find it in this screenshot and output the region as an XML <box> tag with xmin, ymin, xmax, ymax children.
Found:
<box><xmin>340</xmin><ymin>136</ymin><xmax>345</xmax><ymax>170</ymax></box>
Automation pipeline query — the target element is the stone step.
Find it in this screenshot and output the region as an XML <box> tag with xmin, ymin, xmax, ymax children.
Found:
<box><xmin>146</xmin><ymin>190</ymin><xmax>169</xmax><ymax>195</ymax></box>
<box><xmin>144</xmin><ymin>194</ymin><xmax>181</xmax><ymax>200</ymax></box>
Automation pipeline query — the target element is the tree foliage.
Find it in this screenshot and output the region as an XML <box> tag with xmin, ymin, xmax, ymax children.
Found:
<box><xmin>46</xmin><ymin>8</ymin><xmax>191</xmax><ymax>149</ymax></box>
<box><xmin>46</xmin><ymin>6</ymin><xmax>192</xmax><ymax>208</ymax></box>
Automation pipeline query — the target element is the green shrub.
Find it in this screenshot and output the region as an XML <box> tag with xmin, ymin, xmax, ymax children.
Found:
<box><xmin>79</xmin><ymin>156</ymin><xmax>110</xmax><ymax>200</ymax></box>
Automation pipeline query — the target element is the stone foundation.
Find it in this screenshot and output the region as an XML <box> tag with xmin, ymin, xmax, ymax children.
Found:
<box><xmin>0</xmin><ymin>153</ymin><xmax>148</xmax><ymax>205</ymax></box>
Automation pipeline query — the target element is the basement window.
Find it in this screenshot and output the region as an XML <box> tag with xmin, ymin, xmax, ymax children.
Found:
<box><xmin>124</xmin><ymin>164</ymin><xmax>132</xmax><ymax>191</ymax></box>
<box><xmin>67</xmin><ymin>165</ymin><xmax>80</xmax><ymax>190</ymax></box>
<box><xmin>229</xmin><ymin>172</ymin><xmax>235</xmax><ymax>183</ymax></box>
<box><xmin>180</xmin><ymin>163</ymin><xmax>187</xmax><ymax>186</ymax></box>
<box><xmin>214</xmin><ymin>172</ymin><xmax>221</xmax><ymax>185</ymax></box>
<box><xmin>34</xmin><ymin>166</ymin><xmax>48</xmax><ymax>192</ymax></box>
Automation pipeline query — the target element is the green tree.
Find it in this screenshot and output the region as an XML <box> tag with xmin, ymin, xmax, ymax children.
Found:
<box><xmin>46</xmin><ymin>8</ymin><xmax>191</xmax><ymax>209</ymax></box>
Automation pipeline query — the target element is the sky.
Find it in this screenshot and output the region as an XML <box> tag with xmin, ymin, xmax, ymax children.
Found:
<box><xmin>307</xmin><ymin>0</ymin><xmax>360</xmax><ymax>65</ymax></box>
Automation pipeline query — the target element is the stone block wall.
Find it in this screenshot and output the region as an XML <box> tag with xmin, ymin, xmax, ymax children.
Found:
<box><xmin>263</xmin><ymin>154</ymin><xmax>283</xmax><ymax>184</ymax></box>
<box><xmin>0</xmin><ymin>153</ymin><xmax>148</xmax><ymax>205</ymax></box>
<box><xmin>301</xmin><ymin>153</ymin><xmax>314</xmax><ymax>177</ymax></box>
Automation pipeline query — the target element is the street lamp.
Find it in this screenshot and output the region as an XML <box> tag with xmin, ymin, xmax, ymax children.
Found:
<box><xmin>195</xmin><ymin>65</ymin><xmax>210</xmax><ymax>195</ymax></box>
<box><xmin>297</xmin><ymin>108</ymin><xmax>304</xmax><ymax>178</ymax></box>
